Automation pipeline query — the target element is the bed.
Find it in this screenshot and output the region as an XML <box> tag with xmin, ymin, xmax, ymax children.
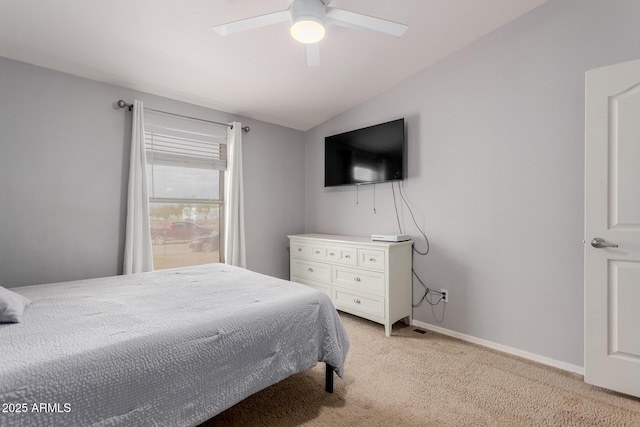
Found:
<box><xmin>0</xmin><ymin>263</ymin><xmax>349</xmax><ymax>427</ymax></box>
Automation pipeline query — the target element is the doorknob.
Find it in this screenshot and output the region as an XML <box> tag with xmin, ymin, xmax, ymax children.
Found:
<box><xmin>590</xmin><ymin>238</ymin><xmax>618</xmax><ymax>248</ymax></box>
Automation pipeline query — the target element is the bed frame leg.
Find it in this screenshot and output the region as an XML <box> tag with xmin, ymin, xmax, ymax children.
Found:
<box><xmin>325</xmin><ymin>363</ymin><xmax>334</xmax><ymax>393</ymax></box>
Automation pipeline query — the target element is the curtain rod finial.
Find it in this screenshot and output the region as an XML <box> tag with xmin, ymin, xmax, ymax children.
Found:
<box><xmin>231</xmin><ymin>124</ymin><xmax>250</xmax><ymax>133</ymax></box>
<box><xmin>117</xmin><ymin>100</ymin><xmax>132</xmax><ymax>110</ymax></box>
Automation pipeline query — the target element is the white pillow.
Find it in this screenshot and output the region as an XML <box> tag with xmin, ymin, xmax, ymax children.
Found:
<box><xmin>0</xmin><ymin>286</ymin><xmax>32</xmax><ymax>323</ymax></box>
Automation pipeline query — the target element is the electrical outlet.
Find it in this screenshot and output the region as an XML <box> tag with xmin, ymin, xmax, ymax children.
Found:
<box><xmin>441</xmin><ymin>289</ymin><xmax>449</xmax><ymax>303</ymax></box>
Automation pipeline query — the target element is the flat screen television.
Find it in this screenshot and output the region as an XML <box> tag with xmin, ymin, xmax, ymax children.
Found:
<box><xmin>324</xmin><ymin>118</ymin><xmax>404</xmax><ymax>187</ymax></box>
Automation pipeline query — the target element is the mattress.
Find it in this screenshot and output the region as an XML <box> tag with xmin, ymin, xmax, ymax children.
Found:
<box><xmin>0</xmin><ymin>264</ymin><xmax>349</xmax><ymax>426</ymax></box>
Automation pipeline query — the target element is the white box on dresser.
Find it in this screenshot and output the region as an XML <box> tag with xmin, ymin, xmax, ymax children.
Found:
<box><xmin>288</xmin><ymin>234</ymin><xmax>413</xmax><ymax>337</ymax></box>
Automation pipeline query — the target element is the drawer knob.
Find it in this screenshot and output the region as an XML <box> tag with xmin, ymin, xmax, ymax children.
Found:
<box><xmin>354</xmin><ymin>277</ymin><xmax>361</xmax><ymax>282</ymax></box>
<box><xmin>315</xmin><ymin>251</ymin><xmax>320</xmax><ymax>254</ymax></box>
<box><xmin>308</xmin><ymin>267</ymin><xmax>314</xmax><ymax>272</ymax></box>
<box><xmin>329</xmin><ymin>252</ymin><xmax>335</xmax><ymax>256</ymax></box>
<box><xmin>354</xmin><ymin>299</ymin><xmax>361</xmax><ymax>304</ymax></box>
<box><xmin>345</xmin><ymin>255</ymin><xmax>351</xmax><ymax>259</ymax></box>
<box><xmin>369</xmin><ymin>258</ymin><xmax>376</xmax><ymax>262</ymax></box>
<box><xmin>297</xmin><ymin>248</ymin><xmax>302</xmax><ymax>251</ymax></box>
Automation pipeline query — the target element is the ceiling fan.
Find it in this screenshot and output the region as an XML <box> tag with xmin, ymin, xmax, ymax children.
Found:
<box><xmin>212</xmin><ymin>0</ymin><xmax>408</xmax><ymax>67</ymax></box>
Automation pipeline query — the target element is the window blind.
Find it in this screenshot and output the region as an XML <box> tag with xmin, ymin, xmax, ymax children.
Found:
<box><xmin>144</xmin><ymin>123</ymin><xmax>227</xmax><ymax>201</ymax></box>
<box><xmin>145</xmin><ymin>131</ymin><xmax>227</xmax><ymax>171</ymax></box>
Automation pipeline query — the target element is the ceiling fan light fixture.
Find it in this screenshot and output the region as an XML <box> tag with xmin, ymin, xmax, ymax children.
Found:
<box><xmin>291</xmin><ymin>17</ymin><xmax>325</xmax><ymax>44</ymax></box>
<box><xmin>212</xmin><ymin>0</ymin><xmax>408</xmax><ymax>67</ymax></box>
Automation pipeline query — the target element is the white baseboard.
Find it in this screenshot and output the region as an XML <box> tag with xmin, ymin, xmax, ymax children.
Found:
<box><xmin>411</xmin><ymin>319</ymin><xmax>584</xmax><ymax>376</ymax></box>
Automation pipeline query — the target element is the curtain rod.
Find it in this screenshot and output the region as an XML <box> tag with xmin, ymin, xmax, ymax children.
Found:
<box><xmin>116</xmin><ymin>100</ymin><xmax>250</xmax><ymax>133</ymax></box>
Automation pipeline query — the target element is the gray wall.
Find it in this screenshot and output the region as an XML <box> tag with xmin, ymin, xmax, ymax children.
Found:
<box><xmin>0</xmin><ymin>57</ymin><xmax>305</xmax><ymax>287</ymax></box>
<box><xmin>304</xmin><ymin>0</ymin><xmax>640</xmax><ymax>367</ymax></box>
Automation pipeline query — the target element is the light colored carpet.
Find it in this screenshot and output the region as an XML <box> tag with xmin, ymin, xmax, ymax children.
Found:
<box><xmin>205</xmin><ymin>313</ymin><xmax>640</xmax><ymax>426</ymax></box>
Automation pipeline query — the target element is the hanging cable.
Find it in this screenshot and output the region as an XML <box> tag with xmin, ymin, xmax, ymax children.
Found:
<box><xmin>391</xmin><ymin>183</ymin><xmax>402</xmax><ymax>233</ymax></box>
<box><xmin>398</xmin><ymin>182</ymin><xmax>430</xmax><ymax>256</ymax></box>
<box><xmin>373</xmin><ymin>183</ymin><xmax>377</xmax><ymax>214</ymax></box>
<box><xmin>411</xmin><ymin>250</ymin><xmax>446</xmax><ymax>307</ymax></box>
<box><xmin>412</xmin><ymin>273</ymin><xmax>445</xmax><ymax>307</ymax></box>
<box><xmin>390</xmin><ymin>182</ymin><xmax>443</xmax><ymax>307</ymax></box>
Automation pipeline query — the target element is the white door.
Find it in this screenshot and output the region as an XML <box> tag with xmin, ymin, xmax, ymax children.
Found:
<box><xmin>585</xmin><ymin>58</ymin><xmax>640</xmax><ymax>398</ymax></box>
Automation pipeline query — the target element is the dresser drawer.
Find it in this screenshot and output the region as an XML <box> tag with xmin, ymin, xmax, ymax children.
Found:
<box><xmin>359</xmin><ymin>248</ymin><xmax>386</xmax><ymax>271</ymax></box>
<box><xmin>327</xmin><ymin>246</ymin><xmax>358</xmax><ymax>266</ymax></box>
<box><xmin>308</xmin><ymin>244</ymin><xmax>358</xmax><ymax>266</ymax></box>
<box><xmin>291</xmin><ymin>275</ymin><xmax>332</xmax><ymax>299</ymax></box>
<box><xmin>334</xmin><ymin>288</ymin><xmax>385</xmax><ymax>319</ymax></box>
<box><xmin>333</xmin><ymin>266</ymin><xmax>385</xmax><ymax>295</ymax></box>
<box><xmin>291</xmin><ymin>259</ymin><xmax>331</xmax><ymax>283</ymax></box>
<box><xmin>310</xmin><ymin>245</ymin><xmax>329</xmax><ymax>260</ymax></box>
<box><xmin>291</xmin><ymin>241</ymin><xmax>312</xmax><ymax>259</ymax></box>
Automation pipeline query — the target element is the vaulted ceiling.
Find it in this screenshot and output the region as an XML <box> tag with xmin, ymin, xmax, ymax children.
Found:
<box><xmin>0</xmin><ymin>0</ymin><xmax>549</xmax><ymax>130</ymax></box>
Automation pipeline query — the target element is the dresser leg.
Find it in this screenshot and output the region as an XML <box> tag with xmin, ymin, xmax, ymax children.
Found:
<box><xmin>385</xmin><ymin>324</ymin><xmax>391</xmax><ymax>337</ymax></box>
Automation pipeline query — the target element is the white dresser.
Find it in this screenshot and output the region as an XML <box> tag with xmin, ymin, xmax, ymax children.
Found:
<box><xmin>288</xmin><ymin>234</ymin><xmax>413</xmax><ymax>337</ymax></box>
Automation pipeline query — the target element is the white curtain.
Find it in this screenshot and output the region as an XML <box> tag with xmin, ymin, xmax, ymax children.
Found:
<box><xmin>223</xmin><ymin>122</ymin><xmax>247</xmax><ymax>268</ymax></box>
<box><xmin>123</xmin><ymin>100</ymin><xmax>154</xmax><ymax>274</ymax></box>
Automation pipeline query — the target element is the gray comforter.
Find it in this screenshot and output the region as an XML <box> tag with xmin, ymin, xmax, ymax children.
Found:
<box><xmin>0</xmin><ymin>264</ymin><xmax>349</xmax><ymax>426</ymax></box>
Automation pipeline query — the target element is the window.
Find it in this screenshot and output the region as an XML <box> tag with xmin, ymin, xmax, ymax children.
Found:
<box><xmin>145</xmin><ymin>112</ymin><xmax>226</xmax><ymax>270</ymax></box>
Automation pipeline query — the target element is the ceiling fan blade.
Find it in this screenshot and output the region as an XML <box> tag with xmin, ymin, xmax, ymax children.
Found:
<box><xmin>212</xmin><ymin>10</ymin><xmax>290</xmax><ymax>36</ymax></box>
<box><xmin>325</xmin><ymin>7</ymin><xmax>408</xmax><ymax>37</ymax></box>
<box><xmin>305</xmin><ymin>43</ymin><xmax>321</xmax><ymax>67</ymax></box>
